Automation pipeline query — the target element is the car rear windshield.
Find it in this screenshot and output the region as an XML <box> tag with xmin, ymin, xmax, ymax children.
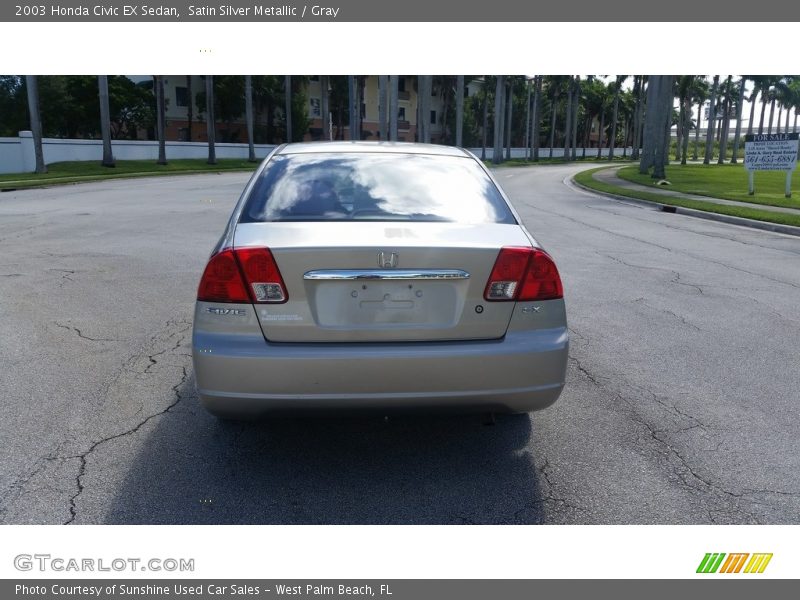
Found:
<box><xmin>239</xmin><ymin>152</ymin><xmax>517</xmax><ymax>224</ymax></box>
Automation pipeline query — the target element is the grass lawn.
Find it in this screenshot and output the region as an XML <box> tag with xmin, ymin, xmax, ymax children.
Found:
<box><xmin>574</xmin><ymin>167</ymin><xmax>800</xmax><ymax>229</ymax></box>
<box><xmin>0</xmin><ymin>159</ymin><xmax>259</xmax><ymax>190</ymax></box>
<box><xmin>616</xmin><ymin>163</ymin><xmax>800</xmax><ymax>210</ymax></box>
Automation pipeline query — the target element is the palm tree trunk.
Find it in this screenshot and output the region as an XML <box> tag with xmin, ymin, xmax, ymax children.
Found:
<box><xmin>348</xmin><ymin>75</ymin><xmax>357</xmax><ymax>141</ymax></box>
<box><xmin>681</xmin><ymin>96</ymin><xmax>691</xmax><ymax>165</ymax></box>
<box><xmin>532</xmin><ymin>76</ymin><xmax>542</xmax><ymax>161</ymax></box>
<box><xmin>98</xmin><ymin>75</ymin><xmax>115</xmax><ymax>167</ymax></box>
<box><xmin>186</xmin><ymin>75</ymin><xmax>193</xmax><ymax>142</ymax></box>
<box><xmin>652</xmin><ymin>76</ymin><xmax>673</xmax><ymax>179</ymax></box>
<box><xmin>523</xmin><ymin>79</ymin><xmax>531</xmax><ymax>159</ymax></box>
<box><xmin>245</xmin><ymin>75</ymin><xmax>256</xmax><ymax>161</ymax></box>
<box><xmin>481</xmin><ymin>85</ymin><xmax>489</xmax><ymax>160</ymax></box>
<box><xmin>731</xmin><ymin>78</ymin><xmax>746</xmax><ymax>164</ymax></box>
<box><xmin>693</xmin><ymin>100</ymin><xmax>701</xmax><ymax>160</ymax></box>
<box><xmin>548</xmin><ymin>98</ymin><xmax>557</xmax><ymax>159</ymax></box>
<box><xmin>389</xmin><ymin>75</ymin><xmax>399</xmax><ymax>142</ymax></box>
<box><xmin>25</xmin><ymin>75</ymin><xmax>47</xmax><ymax>174</ymax></box>
<box><xmin>704</xmin><ymin>75</ymin><xmax>719</xmax><ymax>164</ymax></box>
<box><xmin>563</xmin><ymin>79</ymin><xmax>573</xmax><ymax>161</ymax></box>
<box><xmin>456</xmin><ymin>75</ymin><xmax>465</xmax><ymax>147</ymax></box>
<box><xmin>571</xmin><ymin>78</ymin><xmax>580</xmax><ymax>160</ymax></box>
<box><xmin>596</xmin><ymin>111</ymin><xmax>605</xmax><ymax>159</ymax></box>
<box><xmin>378</xmin><ymin>75</ymin><xmax>388</xmax><ymax>141</ymax></box>
<box><xmin>776</xmin><ymin>106</ymin><xmax>782</xmax><ymax>134</ymax></box>
<box><xmin>746</xmin><ymin>88</ymin><xmax>756</xmax><ymax>136</ymax></box>
<box><xmin>284</xmin><ymin>75</ymin><xmax>293</xmax><ymax>142</ymax></box>
<box><xmin>205</xmin><ymin>75</ymin><xmax>216</xmax><ymax>165</ymax></box>
<box><xmin>758</xmin><ymin>92</ymin><xmax>767</xmax><ymax>133</ymax></box>
<box><xmin>321</xmin><ymin>75</ymin><xmax>331</xmax><ymax>141</ymax></box>
<box><xmin>767</xmin><ymin>97</ymin><xmax>775</xmax><ymax>134</ymax></box>
<box><xmin>608</xmin><ymin>77</ymin><xmax>622</xmax><ymax>160</ymax></box>
<box><xmin>675</xmin><ymin>100</ymin><xmax>684</xmax><ymax>162</ymax></box>
<box><xmin>155</xmin><ymin>75</ymin><xmax>167</xmax><ymax>165</ymax></box>
<box><xmin>718</xmin><ymin>100</ymin><xmax>730</xmax><ymax>164</ymax></box>
<box><xmin>632</xmin><ymin>76</ymin><xmax>644</xmax><ymax>160</ymax></box>
<box><xmin>784</xmin><ymin>104</ymin><xmax>791</xmax><ymax>132</ymax></box>
<box><xmin>505</xmin><ymin>79</ymin><xmax>513</xmax><ymax>160</ymax></box>
<box><xmin>493</xmin><ymin>76</ymin><xmax>505</xmax><ymax>164</ymax></box>
<box><xmin>639</xmin><ymin>75</ymin><xmax>658</xmax><ymax>174</ymax></box>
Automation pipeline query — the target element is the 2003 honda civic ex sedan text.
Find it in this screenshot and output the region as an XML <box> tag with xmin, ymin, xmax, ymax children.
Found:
<box><xmin>192</xmin><ymin>142</ymin><xmax>568</xmax><ymax>419</ymax></box>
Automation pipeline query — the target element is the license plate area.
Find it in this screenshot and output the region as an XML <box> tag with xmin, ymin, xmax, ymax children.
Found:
<box><xmin>308</xmin><ymin>279</ymin><xmax>467</xmax><ymax>329</ymax></box>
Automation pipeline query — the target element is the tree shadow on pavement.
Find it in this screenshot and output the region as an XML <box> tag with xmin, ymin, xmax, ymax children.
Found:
<box><xmin>105</xmin><ymin>377</ymin><xmax>544</xmax><ymax>524</ymax></box>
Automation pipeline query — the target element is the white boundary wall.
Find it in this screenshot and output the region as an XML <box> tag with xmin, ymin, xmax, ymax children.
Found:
<box><xmin>468</xmin><ymin>147</ymin><xmax>633</xmax><ymax>160</ymax></box>
<box><xmin>0</xmin><ymin>131</ymin><xmax>277</xmax><ymax>174</ymax></box>
<box><xmin>0</xmin><ymin>132</ymin><xmax>633</xmax><ymax>174</ymax></box>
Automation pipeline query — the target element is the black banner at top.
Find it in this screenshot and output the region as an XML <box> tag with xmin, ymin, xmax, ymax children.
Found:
<box><xmin>1</xmin><ymin>0</ymin><xmax>794</xmax><ymax>22</ymax></box>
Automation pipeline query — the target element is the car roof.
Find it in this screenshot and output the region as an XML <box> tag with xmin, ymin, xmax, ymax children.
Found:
<box><xmin>276</xmin><ymin>141</ymin><xmax>472</xmax><ymax>158</ymax></box>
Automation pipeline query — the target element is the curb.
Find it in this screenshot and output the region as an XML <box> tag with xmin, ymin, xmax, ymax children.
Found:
<box><xmin>570</xmin><ymin>176</ymin><xmax>800</xmax><ymax>238</ymax></box>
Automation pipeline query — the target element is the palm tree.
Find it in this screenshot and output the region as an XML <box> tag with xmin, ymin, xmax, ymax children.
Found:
<box><xmin>455</xmin><ymin>75</ymin><xmax>465</xmax><ymax>147</ymax></box>
<box><xmin>505</xmin><ymin>78</ymin><xmax>514</xmax><ymax>160</ymax></box>
<box><xmin>185</xmin><ymin>75</ymin><xmax>193</xmax><ymax>142</ymax></box>
<box><xmin>718</xmin><ymin>75</ymin><xmax>734</xmax><ymax>164</ymax></box>
<box><xmin>480</xmin><ymin>78</ymin><xmax>490</xmax><ymax>160</ymax></box>
<box><xmin>639</xmin><ymin>75</ymin><xmax>674</xmax><ymax>178</ymax></box>
<box><xmin>703</xmin><ymin>75</ymin><xmax>719</xmax><ymax>164</ymax></box>
<box><xmin>546</xmin><ymin>76</ymin><xmax>565</xmax><ymax>159</ymax></box>
<box><xmin>563</xmin><ymin>76</ymin><xmax>573</xmax><ymax>161</ymax></box>
<box><xmin>25</xmin><ymin>75</ymin><xmax>46</xmax><ymax>174</ymax></box>
<box><xmin>284</xmin><ymin>75</ymin><xmax>293</xmax><ymax>142</ymax></box>
<box><xmin>389</xmin><ymin>75</ymin><xmax>399</xmax><ymax>141</ymax></box>
<box><xmin>690</xmin><ymin>77</ymin><xmax>709</xmax><ymax>161</ymax></box>
<box><xmin>676</xmin><ymin>76</ymin><xmax>694</xmax><ymax>163</ymax></box>
<box><xmin>631</xmin><ymin>76</ymin><xmax>645</xmax><ymax>160</ymax></box>
<box><xmin>98</xmin><ymin>75</ymin><xmax>115</xmax><ymax>167</ymax></box>
<box><xmin>378</xmin><ymin>75</ymin><xmax>388</xmax><ymax>141</ymax></box>
<box><xmin>730</xmin><ymin>77</ymin><xmax>746</xmax><ymax>164</ymax></box>
<box><xmin>320</xmin><ymin>75</ymin><xmax>331</xmax><ymax>141</ymax></box>
<box><xmin>532</xmin><ymin>76</ymin><xmax>542</xmax><ymax>161</ymax></box>
<box><xmin>347</xmin><ymin>75</ymin><xmax>357</xmax><ymax>140</ymax></box>
<box><xmin>608</xmin><ymin>75</ymin><xmax>626</xmax><ymax>160</ymax></box>
<box><xmin>154</xmin><ymin>75</ymin><xmax>167</xmax><ymax>165</ymax></box>
<box><xmin>571</xmin><ymin>76</ymin><xmax>581</xmax><ymax>160</ymax></box>
<box><xmin>245</xmin><ymin>75</ymin><xmax>256</xmax><ymax>161</ymax></box>
<box><xmin>492</xmin><ymin>76</ymin><xmax>505</xmax><ymax>164</ymax></box>
<box><xmin>205</xmin><ymin>75</ymin><xmax>216</xmax><ymax>165</ymax></box>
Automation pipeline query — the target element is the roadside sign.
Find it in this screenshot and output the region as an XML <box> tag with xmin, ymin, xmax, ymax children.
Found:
<box><xmin>744</xmin><ymin>133</ymin><xmax>799</xmax><ymax>197</ymax></box>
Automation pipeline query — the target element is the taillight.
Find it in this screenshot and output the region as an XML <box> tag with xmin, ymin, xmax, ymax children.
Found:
<box><xmin>484</xmin><ymin>246</ymin><xmax>563</xmax><ymax>302</ymax></box>
<box><xmin>197</xmin><ymin>247</ymin><xmax>287</xmax><ymax>303</ymax></box>
<box><xmin>197</xmin><ymin>249</ymin><xmax>249</xmax><ymax>303</ymax></box>
<box><xmin>234</xmin><ymin>247</ymin><xmax>288</xmax><ymax>303</ymax></box>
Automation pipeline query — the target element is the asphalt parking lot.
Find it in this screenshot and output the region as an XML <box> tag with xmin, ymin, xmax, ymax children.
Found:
<box><xmin>1</xmin><ymin>163</ymin><xmax>799</xmax><ymax>524</ymax></box>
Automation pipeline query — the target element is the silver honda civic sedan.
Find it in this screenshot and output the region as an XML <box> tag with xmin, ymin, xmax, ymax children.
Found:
<box><xmin>192</xmin><ymin>142</ymin><xmax>568</xmax><ymax>418</ymax></box>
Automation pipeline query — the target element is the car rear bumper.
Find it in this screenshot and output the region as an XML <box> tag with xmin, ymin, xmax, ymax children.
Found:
<box><xmin>192</xmin><ymin>327</ymin><xmax>568</xmax><ymax>417</ymax></box>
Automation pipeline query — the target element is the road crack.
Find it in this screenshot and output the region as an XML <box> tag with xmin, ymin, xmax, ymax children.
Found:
<box><xmin>62</xmin><ymin>365</ymin><xmax>189</xmax><ymax>524</ymax></box>
<box><xmin>54</xmin><ymin>321</ymin><xmax>117</xmax><ymax>343</ymax></box>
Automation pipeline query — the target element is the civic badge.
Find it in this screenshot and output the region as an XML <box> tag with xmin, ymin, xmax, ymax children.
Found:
<box><xmin>378</xmin><ymin>251</ymin><xmax>399</xmax><ymax>268</ymax></box>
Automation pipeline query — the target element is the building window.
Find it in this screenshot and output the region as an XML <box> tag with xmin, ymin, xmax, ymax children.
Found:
<box><xmin>309</xmin><ymin>98</ymin><xmax>321</xmax><ymax>117</ymax></box>
<box><xmin>398</xmin><ymin>107</ymin><xmax>406</xmax><ymax>121</ymax></box>
<box><xmin>430</xmin><ymin>110</ymin><xmax>436</xmax><ymax>125</ymax></box>
<box><xmin>398</xmin><ymin>77</ymin><xmax>405</xmax><ymax>92</ymax></box>
<box><xmin>175</xmin><ymin>86</ymin><xmax>188</xmax><ymax>107</ymax></box>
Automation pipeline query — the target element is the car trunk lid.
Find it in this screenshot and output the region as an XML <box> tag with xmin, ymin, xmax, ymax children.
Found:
<box><xmin>234</xmin><ymin>222</ymin><xmax>533</xmax><ymax>343</ymax></box>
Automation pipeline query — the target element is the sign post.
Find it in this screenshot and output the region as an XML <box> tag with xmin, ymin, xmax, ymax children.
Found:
<box><xmin>744</xmin><ymin>133</ymin><xmax>799</xmax><ymax>198</ymax></box>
